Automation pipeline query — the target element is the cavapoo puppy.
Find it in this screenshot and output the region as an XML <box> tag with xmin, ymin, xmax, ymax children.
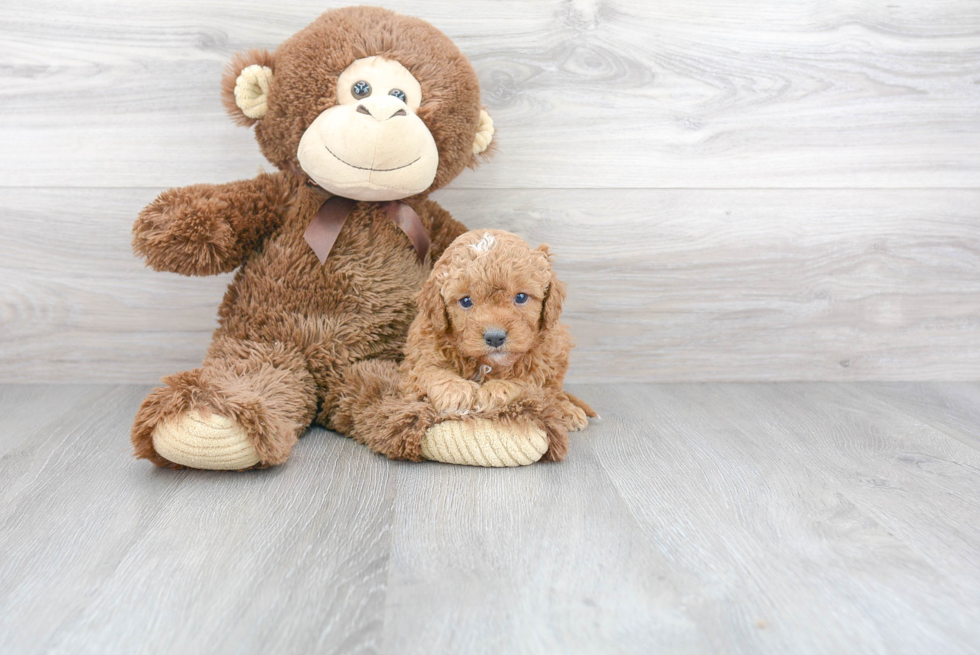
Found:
<box><xmin>399</xmin><ymin>229</ymin><xmax>596</xmax><ymax>454</ymax></box>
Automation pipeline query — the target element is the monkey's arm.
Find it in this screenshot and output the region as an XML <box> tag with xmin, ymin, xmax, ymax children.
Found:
<box><xmin>421</xmin><ymin>199</ymin><xmax>468</xmax><ymax>263</ymax></box>
<box><xmin>132</xmin><ymin>171</ymin><xmax>293</xmax><ymax>276</ymax></box>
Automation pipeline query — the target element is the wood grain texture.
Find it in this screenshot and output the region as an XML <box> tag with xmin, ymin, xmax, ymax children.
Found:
<box><xmin>0</xmin><ymin>384</ymin><xmax>103</xmax><ymax>455</ymax></box>
<box><xmin>1</xmin><ymin>0</ymin><xmax>978</xmax><ymax>381</ymax></box>
<box><xmin>1</xmin><ymin>0</ymin><xmax>978</xmax><ymax>188</ymax></box>
<box><xmin>2</xmin><ymin>187</ymin><xmax>977</xmax><ymax>383</ymax></box>
<box><xmin>0</xmin><ymin>384</ymin><xmax>397</xmax><ymax>655</ymax></box>
<box><xmin>589</xmin><ymin>383</ymin><xmax>980</xmax><ymax>654</ymax></box>
<box><xmin>841</xmin><ymin>382</ymin><xmax>980</xmax><ymax>450</ymax></box>
<box><xmin>2</xmin><ymin>382</ymin><xmax>980</xmax><ymax>654</ymax></box>
<box><xmin>756</xmin><ymin>383</ymin><xmax>980</xmax><ymax>588</ymax></box>
<box><xmin>381</xmin><ymin>438</ymin><xmax>706</xmax><ymax>654</ymax></box>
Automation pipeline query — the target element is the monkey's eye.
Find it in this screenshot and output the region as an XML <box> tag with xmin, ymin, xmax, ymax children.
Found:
<box><xmin>459</xmin><ymin>296</ymin><xmax>473</xmax><ymax>309</ymax></box>
<box><xmin>389</xmin><ymin>88</ymin><xmax>407</xmax><ymax>103</ymax></box>
<box><xmin>515</xmin><ymin>293</ymin><xmax>529</xmax><ymax>304</ymax></box>
<box><xmin>351</xmin><ymin>80</ymin><xmax>372</xmax><ymax>99</ymax></box>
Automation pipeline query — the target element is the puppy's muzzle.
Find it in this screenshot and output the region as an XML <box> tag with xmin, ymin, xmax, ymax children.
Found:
<box><xmin>483</xmin><ymin>328</ymin><xmax>507</xmax><ymax>348</ymax></box>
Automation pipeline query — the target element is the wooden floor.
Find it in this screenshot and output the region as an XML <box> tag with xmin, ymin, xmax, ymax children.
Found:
<box><xmin>2</xmin><ymin>383</ymin><xmax>979</xmax><ymax>654</ymax></box>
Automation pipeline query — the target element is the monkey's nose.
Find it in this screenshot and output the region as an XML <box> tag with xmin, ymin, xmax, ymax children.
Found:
<box><xmin>356</xmin><ymin>102</ymin><xmax>407</xmax><ymax>121</ymax></box>
<box><xmin>483</xmin><ymin>329</ymin><xmax>508</xmax><ymax>348</ymax></box>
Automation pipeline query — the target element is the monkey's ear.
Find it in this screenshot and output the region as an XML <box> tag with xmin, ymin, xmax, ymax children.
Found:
<box><xmin>471</xmin><ymin>109</ymin><xmax>494</xmax><ymax>155</ymax></box>
<box><xmin>221</xmin><ymin>49</ymin><xmax>276</xmax><ymax>127</ymax></box>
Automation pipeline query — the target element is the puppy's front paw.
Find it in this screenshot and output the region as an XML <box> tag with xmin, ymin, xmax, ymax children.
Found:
<box><xmin>561</xmin><ymin>400</ymin><xmax>590</xmax><ymax>432</ymax></box>
<box><xmin>429</xmin><ymin>379</ymin><xmax>480</xmax><ymax>414</ymax></box>
<box><xmin>475</xmin><ymin>380</ymin><xmax>524</xmax><ymax>411</ymax></box>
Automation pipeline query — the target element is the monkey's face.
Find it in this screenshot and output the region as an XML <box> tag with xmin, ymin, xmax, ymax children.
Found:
<box><xmin>297</xmin><ymin>57</ymin><xmax>440</xmax><ymax>201</ymax></box>
<box><xmin>222</xmin><ymin>7</ymin><xmax>495</xmax><ymax>200</ymax></box>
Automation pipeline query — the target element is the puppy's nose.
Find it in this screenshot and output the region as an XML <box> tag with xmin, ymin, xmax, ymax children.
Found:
<box><xmin>483</xmin><ymin>328</ymin><xmax>508</xmax><ymax>348</ymax></box>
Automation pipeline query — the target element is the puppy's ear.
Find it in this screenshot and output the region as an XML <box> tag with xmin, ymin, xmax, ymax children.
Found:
<box><xmin>416</xmin><ymin>268</ymin><xmax>450</xmax><ymax>334</ymax></box>
<box><xmin>536</xmin><ymin>244</ymin><xmax>566</xmax><ymax>330</ymax></box>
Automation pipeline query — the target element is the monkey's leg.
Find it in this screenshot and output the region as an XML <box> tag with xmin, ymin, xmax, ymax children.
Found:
<box><xmin>132</xmin><ymin>338</ymin><xmax>317</xmax><ymax>470</ymax></box>
<box><xmin>323</xmin><ymin>361</ymin><xmax>565</xmax><ymax>467</ymax></box>
<box><xmin>319</xmin><ymin>359</ymin><xmax>433</xmax><ymax>461</ymax></box>
<box><xmin>420</xmin><ymin>419</ymin><xmax>552</xmax><ymax>467</ymax></box>
<box><xmin>422</xmin><ymin>387</ymin><xmax>571</xmax><ymax>465</ymax></box>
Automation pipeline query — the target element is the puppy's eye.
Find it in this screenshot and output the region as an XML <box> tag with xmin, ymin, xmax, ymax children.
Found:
<box><xmin>352</xmin><ymin>80</ymin><xmax>372</xmax><ymax>99</ymax></box>
<box><xmin>459</xmin><ymin>296</ymin><xmax>473</xmax><ymax>309</ymax></box>
<box><xmin>515</xmin><ymin>293</ymin><xmax>529</xmax><ymax>304</ymax></box>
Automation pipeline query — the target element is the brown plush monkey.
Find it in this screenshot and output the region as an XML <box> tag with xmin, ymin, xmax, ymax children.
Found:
<box><xmin>130</xmin><ymin>6</ymin><xmax>554</xmax><ymax>469</ymax></box>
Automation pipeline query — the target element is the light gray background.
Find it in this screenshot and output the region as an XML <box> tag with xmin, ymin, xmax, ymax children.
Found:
<box><xmin>3</xmin><ymin>0</ymin><xmax>978</xmax><ymax>383</ymax></box>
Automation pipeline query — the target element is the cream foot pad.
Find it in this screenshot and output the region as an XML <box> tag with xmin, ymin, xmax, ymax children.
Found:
<box><xmin>152</xmin><ymin>410</ymin><xmax>260</xmax><ymax>470</ymax></box>
<box><xmin>421</xmin><ymin>418</ymin><xmax>548</xmax><ymax>467</ymax></box>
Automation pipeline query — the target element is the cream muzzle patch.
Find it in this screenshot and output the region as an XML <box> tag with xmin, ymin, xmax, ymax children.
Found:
<box><xmin>297</xmin><ymin>56</ymin><xmax>439</xmax><ymax>201</ymax></box>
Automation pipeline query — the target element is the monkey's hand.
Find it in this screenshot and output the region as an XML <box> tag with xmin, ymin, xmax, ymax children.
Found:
<box><xmin>133</xmin><ymin>173</ymin><xmax>289</xmax><ymax>276</ymax></box>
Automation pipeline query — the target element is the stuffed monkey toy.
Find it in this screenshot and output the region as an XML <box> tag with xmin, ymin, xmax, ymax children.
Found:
<box><xmin>130</xmin><ymin>6</ymin><xmax>554</xmax><ymax>469</ymax></box>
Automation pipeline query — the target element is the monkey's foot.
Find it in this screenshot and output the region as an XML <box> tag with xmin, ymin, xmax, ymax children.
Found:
<box><xmin>152</xmin><ymin>409</ymin><xmax>260</xmax><ymax>470</ymax></box>
<box><xmin>421</xmin><ymin>418</ymin><xmax>548</xmax><ymax>467</ymax></box>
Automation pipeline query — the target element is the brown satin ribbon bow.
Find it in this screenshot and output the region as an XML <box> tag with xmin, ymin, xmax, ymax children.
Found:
<box><xmin>303</xmin><ymin>196</ymin><xmax>431</xmax><ymax>265</ymax></box>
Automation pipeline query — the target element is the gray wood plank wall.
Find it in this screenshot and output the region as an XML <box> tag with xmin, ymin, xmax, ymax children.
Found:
<box><xmin>2</xmin><ymin>0</ymin><xmax>978</xmax><ymax>382</ymax></box>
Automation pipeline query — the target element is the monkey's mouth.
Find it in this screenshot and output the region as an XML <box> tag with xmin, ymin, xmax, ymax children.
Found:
<box><xmin>324</xmin><ymin>145</ymin><xmax>420</xmax><ymax>173</ymax></box>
